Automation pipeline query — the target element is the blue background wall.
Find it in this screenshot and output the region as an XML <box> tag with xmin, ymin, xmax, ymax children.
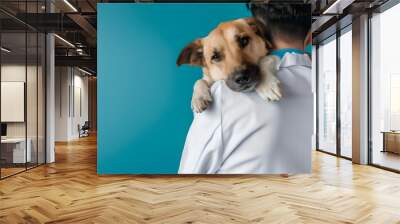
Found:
<box><xmin>98</xmin><ymin>3</ymin><xmax>250</xmax><ymax>174</ymax></box>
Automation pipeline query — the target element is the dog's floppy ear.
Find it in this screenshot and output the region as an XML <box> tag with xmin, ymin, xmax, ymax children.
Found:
<box><xmin>244</xmin><ymin>17</ymin><xmax>260</xmax><ymax>34</ymax></box>
<box><xmin>244</xmin><ymin>17</ymin><xmax>263</xmax><ymax>36</ymax></box>
<box><xmin>244</xmin><ymin>17</ymin><xmax>273</xmax><ymax>50</ymax></box>
<box><xmin>177</xmin><ymin>39</ymin><xmax>204</xmax><ymax>67</ymax></box>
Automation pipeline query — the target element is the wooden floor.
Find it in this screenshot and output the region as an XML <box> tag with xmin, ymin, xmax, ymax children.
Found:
<box><xmin>1</xmin><ymin>167</ymin><xmax>26</xmax><ymax>178</ymax></box>
<box><xmin>1</xmin><ymin>135</ymin><xmax>400</xmax><ymax>224</ymax></box>
<box><xmin>1</xmin><ymin>163</ymin><xmax>44</xmax><ymax>178</ymax></box>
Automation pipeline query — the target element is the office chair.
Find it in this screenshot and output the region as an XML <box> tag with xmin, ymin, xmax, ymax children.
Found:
<box><xmin>79</xmin><ymin>121</ymin><xmax>90</xmax><ymax>138</ymax></box>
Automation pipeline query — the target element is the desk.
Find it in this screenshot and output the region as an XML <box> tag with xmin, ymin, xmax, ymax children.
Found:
<box><xmin>382</xmin><ymin>131</ymin><xmax>400</xmax><ymax>154</ymax></box>
<box><xmin>1</xmin><ymin>138</ymin><xmax>32</xmax><ymax>163</ymax></box>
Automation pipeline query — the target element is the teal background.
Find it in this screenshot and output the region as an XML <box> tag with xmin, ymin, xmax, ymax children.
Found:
<box><xmin>98</xmin><ymin>3</ymin><xmax>250</xmax><ymax>174</ymax></box>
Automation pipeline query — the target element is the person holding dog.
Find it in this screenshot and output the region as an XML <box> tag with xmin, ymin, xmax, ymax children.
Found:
<box><xmin>179</xmin><ymin>3</ymin><xmax>313</xmax><ymax>174</ymax></box>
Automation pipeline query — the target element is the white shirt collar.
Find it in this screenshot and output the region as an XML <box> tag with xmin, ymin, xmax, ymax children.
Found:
<box><xmin>278</xmin><ymin>53</ymin><xmax>311</xmax><ymax>69</ymax></box>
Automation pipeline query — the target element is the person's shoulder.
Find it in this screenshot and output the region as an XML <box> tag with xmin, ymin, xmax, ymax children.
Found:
<box><xmin>209</xmin><ymin>80</ymin><xmax>246</xmax><ymax>100</ymax></box>
<box><xmin>209</xmin><ymin>80</ymin><xmax>234</xmax><ymax>100</ymax></box>
<box><xmin>210</xmin><ymin>80</ymin><xmax>226</xmax><ymax>94</ymax></box>
<box><xmin>209</xmin><ymin>80</ymin><xmax>263</xmax><ymax>108</ymax></box>
<box><xmin>194</xmin><ymin>81</ymin><xmax>226</xmax><ymax>118</ymax></box>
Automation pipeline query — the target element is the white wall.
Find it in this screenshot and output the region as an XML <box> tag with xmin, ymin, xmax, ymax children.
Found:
<box><xmin>1</xmin><ymin>66</ymin><xmax>26</xmax><ymax>140</ymax></box>
<box><xmin>72</xmin><ymin>73</ymin><xmax>89</xmax><ymax>138</ymax></box>
<box><xmin>1</xmin><ymin>64</ymin><xmax>46</xmax><ymax>163</ymax></box>
<box><xmin>1</xmin><ymin>65</ymin><xmax>40</xmax><ymax>138</ymax></box>
<box><xmin>55</xmin><ymin>67</ymin><xmax>89</xmax><ymax>141</ymax></box>
<box><xmin>55</xmin><ymin>66</ymin><xmax>70</xmax><ymax>141</ymax></box>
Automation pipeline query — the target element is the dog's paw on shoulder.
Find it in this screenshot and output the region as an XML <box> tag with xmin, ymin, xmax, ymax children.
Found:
<box><xmin>257</xmin><ymin>55</ymin><xmax>282</xmax><ymax>102</ymax></box>
<box><xmin>256</xmin><ymin>75</ymin><xmax>282</xmax><ymax>102</ymax></box>
<box><xmin>192</xmin><ymin>79</ymin><xmax>213</xmax><ymax>113</ymax></box>
<box><xmin>191</xmin><ymin>93</ymin><xmax>212</xmax><ymax>113</ymax></box>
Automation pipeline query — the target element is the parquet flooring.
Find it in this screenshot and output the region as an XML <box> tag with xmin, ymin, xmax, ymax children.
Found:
<box><xmin>1</xmin><ymin>167</ymin><xmax>26</xmax><ymax>178</ymax></box>
<box><xmin>1</xmin><ymin>134</ymin><xmax>400</xmax><ymax>223</ymax></box>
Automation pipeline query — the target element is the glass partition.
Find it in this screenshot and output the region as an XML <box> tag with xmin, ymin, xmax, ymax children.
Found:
<box><xmin>0</xmin><ymin>2</ymin><xmax>46</xmax><ymax>179</ymax></box>
<box><xmin>27</xmin><ymin>31</ymin><xmax>38</xmax><ymax>169</ymax></box>
<box><xmin>1</xmin><ymin>31</ymin><xmax>28</xmax><ymax>177</ymax></box>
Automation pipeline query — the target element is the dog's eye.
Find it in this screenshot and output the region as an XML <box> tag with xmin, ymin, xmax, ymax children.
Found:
<box><xmin>238</xmin><ymin>36</ymin><xmax>250</xmax><ymax>48</ymax></box>
<box><xmin>211</xmin><ymin>52</ymin><xmax>222</xmax><ymax>62</ymax></box>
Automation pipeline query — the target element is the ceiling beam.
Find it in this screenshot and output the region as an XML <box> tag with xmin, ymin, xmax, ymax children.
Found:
<box><xmin>55</xmin><ymin>55</ymin><xmax>96</xmax><ymax>71</ymax></box>
<box><xmin>67</xmin><ymin>13</ymin><xmax>97</xmax><ymax>46</ymax></box>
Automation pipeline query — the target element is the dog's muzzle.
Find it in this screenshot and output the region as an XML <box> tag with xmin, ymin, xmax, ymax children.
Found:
<box><xmin>226</xmin><ymin>64</ymin><xmax>261</xmax><ymax>92</ymax></box>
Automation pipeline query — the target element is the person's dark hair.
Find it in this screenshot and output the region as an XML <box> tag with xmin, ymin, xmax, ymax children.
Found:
<box><xmin>248</xmin><ymin>3</ymin><xmax>311</xmax><ymax>45</ymax></box>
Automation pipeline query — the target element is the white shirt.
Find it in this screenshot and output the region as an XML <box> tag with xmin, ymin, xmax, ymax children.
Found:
<box><xmin>179</xmin><ymin>53</ymin><xmax>313</xmax><ymax>174</ymax></box>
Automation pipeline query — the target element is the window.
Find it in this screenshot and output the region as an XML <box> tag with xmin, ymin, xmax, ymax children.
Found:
<box><xmin>390</xmin><ymin>74</ymin><xmax>400</xmax><ymax>130</ymax></box>
<box><xmin>316</xmin><ymin>26</ymin><xmax>353</xmax><ymax>159</ymax></box>
<box><xmin>318</xmin><ymin>36</ymin><xmax>337</xmax><ymax>154</ymax></box>
<box><xmin>339</xmin><ymin>28</ymin><xmax>352</xmax><ymax>158</ymax></box>
<box><xmin>370</xmin><ymin>3</ymin><xmax>400</xmax><ymax>171</ymax></box>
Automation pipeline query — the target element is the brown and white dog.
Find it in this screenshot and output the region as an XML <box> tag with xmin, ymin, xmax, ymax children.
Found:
<box><xmin>177</xmin><ymin>18</ymin><xmax>282</xmax><ymax>113</ymax></box>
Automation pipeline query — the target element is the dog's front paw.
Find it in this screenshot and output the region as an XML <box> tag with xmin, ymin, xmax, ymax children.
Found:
<box><xmin>257</xmin><ymin>55</ymin><xmax>282</xmax><ymax>101</ymax></box>
<box><xmin>256</xmin><ymin>75</ymin><xmax>282</xmax><ymax>101</ymax></box>
<box><xmin>191</xmin><ymin>80</ymin><xmax>212</xmax><ymax>113</ymax></box>
<box><xmin>191</xmin><ymin>92</ymin><xmax>212</xmax><ymax>113</ymax></box>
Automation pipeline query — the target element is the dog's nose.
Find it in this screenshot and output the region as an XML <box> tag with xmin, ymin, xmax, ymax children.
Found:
<box><xmin>234</xmin><ymin>73</ymin><xmax>251</xmax><ymax>85</ymax></box>
<box><xmin>226</xmin><ymin>65</ymin><xmax>260</xmax><ymax>92</ymax></box>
